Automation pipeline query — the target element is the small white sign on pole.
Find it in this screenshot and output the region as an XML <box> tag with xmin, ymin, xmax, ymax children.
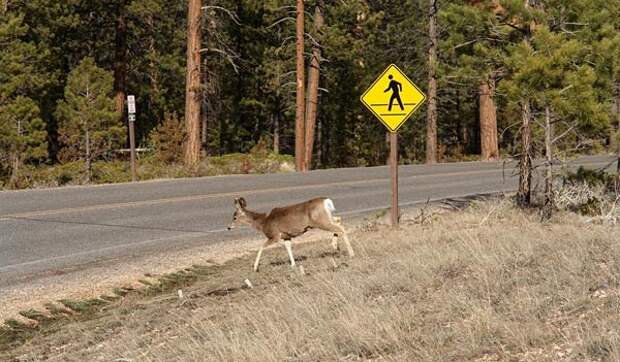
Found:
<box><xmin>127</xmin><ymin>95</ymin><xmax>136</xmax><ymax>114</ymax></box>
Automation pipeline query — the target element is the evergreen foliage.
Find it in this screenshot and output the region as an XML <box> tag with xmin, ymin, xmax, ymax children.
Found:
<box><xmin>1</xmin><ymin>0</ymin><xmax>619</xmax><ymax>187</ymax></box>
<box><xmin>0</xmin><ymin>10</ymin><xmax>48</xmax><ymax>186</ymax></box>
<box><xmin>55</xmin><ymin>58</ymin><xmax>122</xmax><ymax>181</ymax></box>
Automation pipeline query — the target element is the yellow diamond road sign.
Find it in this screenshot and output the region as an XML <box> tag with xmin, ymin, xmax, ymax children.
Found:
<box><xmin>361</xmin><ymin>64</ymin><xmax>426</xmax><ymax>132</ymax></box>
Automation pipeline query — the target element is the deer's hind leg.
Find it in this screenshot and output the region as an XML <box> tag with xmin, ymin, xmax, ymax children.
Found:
<box><xmin>330</xmin><ymin>234</ymin><xmax>339</xmax><ymax>251</ymax></box>
<box><xmin>284</xmin><ymin>239</ymin><xmax>296</xmax><ymax>268</ymax></box>
<box><xmin>317</xmin><ymin>222</ymin><xmax>354</xmax><ymax>257</ymax></box>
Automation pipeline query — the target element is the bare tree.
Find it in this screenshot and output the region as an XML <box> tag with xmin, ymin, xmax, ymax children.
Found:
<box><xmin>542</xmin><ymin>105</ymin><xmax>554</xmax><ymax>218</ymax></box>
<box><xmin>114</xmin><ymin>0</ymin><xmax>128</xmax><ymax>124</ymax></box>
<box><xmin>517</xmin><ymin>100</ymin><xmax>533</xmax><ymax>207</ymax></box>
<box><xmin>201</xmin><ymin>7</ymin><xmax>217</xmax><ymax>157</ymax></box>
<box><xmin>184</xmin><ymin>0</ymin><xmax>203</xmax><ymax>166</ymax></box>
<box><xmin>615</xmin><ymin>81</ymin><xmax>620</xmax><ymax>180</ymax></box>
<box><xmin>426</xmin><ymin>0</ymin><xmax>438</xmax><ymax>164</ymax></box>
<box><xmin>304</xmin><ymin>0</ymin><xmax>324</xmax><ymax>170</ymax></box>
<box><xmin>295</xmin><ymin>0</ymin><xmax>306</xmax><ymax>171</ymax></box>
<box><xmin>479</xmin><ymin>76</ymin><xmax>499</xmax><ymax>160</ymax></box>
<box><xmin>517</xmin><ymin>0</ymin><xmax>533</xmax><ymax>207</ymax></box>
<box><xmin>199</xmin><ymin>3</ymin><xmax>240</xmax><ymax>157</ymax></box>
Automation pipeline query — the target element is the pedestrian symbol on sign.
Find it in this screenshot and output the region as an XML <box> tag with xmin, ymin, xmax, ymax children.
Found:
<box><xmin>385</xmin><ymin>75</ymin><xmax>404</xmax><ymax>111</ymax></box>
<box><xmin>360</xmin><ymin>64</ymin><xmax>426</xmax><ymax>132</ymax></box>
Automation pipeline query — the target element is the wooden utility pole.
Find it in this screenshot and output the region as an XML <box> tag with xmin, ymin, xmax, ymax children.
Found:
<box><xmin>479</xmin><ymin>77</ymin><xmax>499</xmax><ymax>160</ymax></box>
<box><xmin>184</xmin><ymin>0</ymin><xmax>202</xmax><ymax>166</ymax></box>
<box><xmin>304</xmin><ymin>0</ymin><xmax>324</xmax><ymax>170</ymax></box>
<box><xmin>129</xmin><ymin>119</ymin><xmax>137</xmax><ymax>182</ymax></box>
<box><xmin>426</xmin><ymin>0</ymin><xmax>438</xmax><ymax>164</ymax></box>
<box><xmin>295</xmin><ymin>0</ymin><xmax>306</xmax><ymax>172</ymax></box>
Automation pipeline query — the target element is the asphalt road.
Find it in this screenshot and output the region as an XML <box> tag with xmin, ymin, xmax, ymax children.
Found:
<box><xmin>1</xmin><ymin>156</ymin><xmax>617</xmax><ymax>289</ymax></box>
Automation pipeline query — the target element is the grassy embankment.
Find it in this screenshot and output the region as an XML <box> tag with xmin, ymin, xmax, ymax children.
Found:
<box><xmin>1</xmin><ymin>186</ymin><xmax>619</xmax><ymax>361</ymax></box>
<box><xmin>1</xmin><ymin>152</ymin><xmax>294</xmax><ymax>190</ymax></box>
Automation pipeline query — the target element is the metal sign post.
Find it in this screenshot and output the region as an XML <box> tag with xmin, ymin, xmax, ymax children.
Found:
<box><xmin>390</xmin><ymin>132</ymin><xmax>399</xmax><ymax>226</ymax></box>
<box><xmin>127</xmin><ymin>95</ymin><xmax>137</xmax><ymax>182</ymax></box>
<box><xmin>360</xmin><ymin>64</ymin><xmax>426</xmax><ymax>227</ymax></box>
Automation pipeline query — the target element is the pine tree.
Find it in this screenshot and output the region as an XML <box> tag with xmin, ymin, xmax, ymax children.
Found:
<box><xmin>440</xmin><ymin>0</ymin><xmax>505</xmax><ymax>159</ymax></box>
<box><xmin>499</xmin><ymin>1</ymin><xmax>611</xmax><ymax>208</ymax></box>
<box><xmin>56</xmin><ymin>58</ymin><xmax>123</xmax><ymax>182</ymax></box>
<box><xmin>0</xmin><ymin>10</ymin><xmax>48</xmax><ymax>185</ymax></box>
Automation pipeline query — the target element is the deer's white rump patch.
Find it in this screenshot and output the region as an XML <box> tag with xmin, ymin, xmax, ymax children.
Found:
<box><xmin>324</xmin><ymin>198</ymin><xmax>337</xmax><ymax>222</ymax></box>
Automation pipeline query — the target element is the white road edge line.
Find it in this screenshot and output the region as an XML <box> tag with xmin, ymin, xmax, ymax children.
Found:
<box><xmin>0</xmin><ymin>188</ymin><xmax>513</xmax><ymax>273</ymax></box>
<box><xmin>0</xmin><ymin>228</ymin><xmax>229</xmax><ymax>272</ymax></box>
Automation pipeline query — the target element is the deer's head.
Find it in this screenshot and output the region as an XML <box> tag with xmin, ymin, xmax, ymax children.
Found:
<box><xmin>228</xmin><ymin>197</ymin><xmax>250</xmax><ymax>230</ymax></box>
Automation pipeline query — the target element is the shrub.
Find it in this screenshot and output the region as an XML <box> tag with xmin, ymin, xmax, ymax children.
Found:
<box><xmin>149</xmin><ymin>113</ymin><xmax>186</xmax><ymax>164</ymax></box>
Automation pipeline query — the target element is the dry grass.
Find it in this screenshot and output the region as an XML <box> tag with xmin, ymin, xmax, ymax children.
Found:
<box><xmin>2</xmin><ymin>198</ymin><xmax>620</xmax><ymax>361</ymax></box>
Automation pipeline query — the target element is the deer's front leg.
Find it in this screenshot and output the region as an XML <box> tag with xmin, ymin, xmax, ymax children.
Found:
<box><xmin>254</xmin><ymin>238</ymin><xmax>276</xmax><ymax>272</ymax></box>
<box><xmin>253</xmin><ymin>246</ymin><xmax>264</xmax><ymax>272</ymax></box>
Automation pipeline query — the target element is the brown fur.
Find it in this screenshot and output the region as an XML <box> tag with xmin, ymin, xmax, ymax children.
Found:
<box><xmin>228</xmin><ymin>197</ymin><xmax>354</xmax><ymax>271</ymax></box>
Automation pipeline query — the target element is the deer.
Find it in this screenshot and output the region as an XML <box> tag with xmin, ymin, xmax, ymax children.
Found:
<box><xmin>227</xmin><ymin>197</ymin><xmax>354</xmax><ymax>272</ymax></box>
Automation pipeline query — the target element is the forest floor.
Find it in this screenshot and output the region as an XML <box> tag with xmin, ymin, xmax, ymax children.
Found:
<box><xmin>1</xmin><ymin>196</ymin><xmax>620</xmax><ymax>361</ymax></box>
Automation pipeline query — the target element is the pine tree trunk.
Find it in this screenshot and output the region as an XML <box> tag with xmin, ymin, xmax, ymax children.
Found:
<box><xmin>425</xmin><ymin>0</ymin><xmax>438</xmax><ymax>164</ymax></box>
<box><xmin>316</xmin><ymin>116</ymin><xmax>322</xmax><ymax>167</ymax></box>
<box><xmin>9</xmin><ymin>154</ymin><xmax>20</xmax><ymax>187</ymax></box>
<box><xmin>184</xmin><ymin>0</ymin><xmax>202</xmax><ymax>166</ymax></box>
<box><xmin>9</xmin><ymin>120</ymin><xmax>22</xmax><ymax>186</ymax></box>
<box><xmin>114</xmin><ymin>0</ymin><xmax>128</xmax><ymax>124</ymax></box>
<box><xmin>85</xmin><ymin>129</ymin><xmax>92</xmax><ymax>183</ymax></box>
<box><xmin>304</xmin><ymin>0</ymin><xmax>324</xmax><ymax>170</ymax></box>
<box><xmin>273</xmin><ymin>114</ymin><xmax>280</xmax><ymax>154</ymax></box>
<box><xmin>517</xmin><ymin>100</ymin><xmax>532</xmax><ymax>207</ymax></box>
<box><xmin>295</xmin><ymin>0</ymin><xmax>306</xmax><ymax>171</ymax></box>
<box><xmin>201</xmin><ymin>58</ymin><xmax>209</xmax><ymax>158</ymax></box>
<box><xmin>147</xmin><ymin>13</ymin><xmax>160</xmax><ymax>114</ymax></box>
<box><xmin>479</xmin><ymin>77</ymin><xmax>499</xmax><ymax>160</ymax></box>
<box><xmin>614</xmin><ymin>81</ymin><xmax>620</xmax><ymax>178</ymax></box>
<box><xmin>543</xmin><ymin>105</ymin><xmax>554</xmax><ymax>218</ymax></box>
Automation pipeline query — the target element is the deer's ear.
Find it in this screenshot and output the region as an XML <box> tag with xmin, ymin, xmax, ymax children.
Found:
<box><xmin>238</xmin><ymin>197</ymin><xmax>247</xmax><ymax>208</ymax></box>
<box><xmin>234</xmin><ymin>198</ymin><xmax>241</xmax><ymax>209</ymax></box>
